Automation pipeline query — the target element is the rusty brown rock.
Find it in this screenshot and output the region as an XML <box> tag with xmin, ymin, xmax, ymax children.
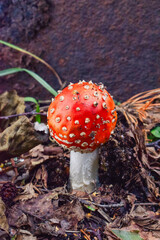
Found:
<box><xmin>0</xmin><ymin>116</ymin><xmax>48</xmax><ymax>161</ymax></box>
<box><xmin>0</xmin><ymin>0</ymin><xmax>160</xmax><ymax>101</ymax></box>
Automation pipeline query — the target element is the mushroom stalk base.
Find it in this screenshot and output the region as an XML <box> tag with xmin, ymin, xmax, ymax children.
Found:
<box><xmin>70</xmin><ymin>149</ymin><xmax>99</xmax><ymax>193</ymax></box>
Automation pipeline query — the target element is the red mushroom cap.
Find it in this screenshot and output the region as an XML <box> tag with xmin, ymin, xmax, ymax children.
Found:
<box><xmin>47</xmin><ymin>81</ymin><xmax>117</xmax><ymax>152</ymax></box>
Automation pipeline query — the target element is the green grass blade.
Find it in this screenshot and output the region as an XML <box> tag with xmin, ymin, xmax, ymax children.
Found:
<box><xmin>24</xmin><ymin>97</ymin><xmax>41</xmax><ymax>123</ymax></box>
<box><xmin>35</xmin><ymin>104</ymin><xmax>41</xmax><ymax>123</ymax></box>
<box><xmin>0</xmin><ymin>68</ymin><xmax>22</xmax><ymax>76</ymax></box>
<box><xmin>24</xmin><ymin>97</ymin><xmax>38</xmax><ymax>105</ymax></box>
<box><xmin>0</xmin><ymin>40</ymin><xmax>62</xmax><ymax>86</ymax></box>
<box><xmin>0</xmin><ymin>68</ymin><xmax>58</xmax><ymax>96</ymax></box>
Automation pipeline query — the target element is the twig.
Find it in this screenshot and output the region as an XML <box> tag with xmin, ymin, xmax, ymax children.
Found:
<box><xmin>79</xmin><ymin>199</ymin><xmax>159</xmax><ymax>208</ymax></box>
<box><xmin>146</xmin><ymin>139</ymin><xmax>160</xmax><ymax>150</ymax></box>
<box><xmin>80</xmin><ymin>229</ymin><xmax>91</xmax><ymax>240</ymax></box>
<box><xmin>134</xmin><ymin>202</ymin><xmax>160</xmax><ymax>206</ymax></box>
<box><xmin>0</xmin><ymin>111</ymin><xmax>47</xmax><ymax>119</ymax></box>
<box><xmin>79</xmin><ymin>199</ymin><xmax>124</xmax><ymax>208</ymax></box>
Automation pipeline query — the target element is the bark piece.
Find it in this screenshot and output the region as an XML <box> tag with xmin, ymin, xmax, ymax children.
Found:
<box><xmin>0</xmin><ymin>116</ymin><xmax>48</xmax><ymax>161</ymax></box>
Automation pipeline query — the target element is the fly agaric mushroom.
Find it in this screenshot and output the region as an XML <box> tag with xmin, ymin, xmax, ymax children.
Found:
<box><xmin>47</xmin><ymin>81</ymin><xmax>117</xmax><ymax>192</ymax></box>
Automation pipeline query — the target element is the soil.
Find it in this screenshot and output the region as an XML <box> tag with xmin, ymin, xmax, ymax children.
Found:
<box><xmin>0</xmin><ymin>99</ymin><xmax>159</xmax><ymax>239</ymax></box>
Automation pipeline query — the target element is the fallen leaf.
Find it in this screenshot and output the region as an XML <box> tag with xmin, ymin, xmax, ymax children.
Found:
<box><xmin>14</xmin><ymin>183</ymin><xmax>38</xmax><ymax>201</ymax></box>
<box><xmin>16</xmin><ymin>229</ymin><xmax>37</xmax><ymax>240</ymax></box>
<box><xmin>111</xmin><ymin>229</ymin><xmax>143</xmax><ymax>240</ymax></box>
<box><xmin>0</xmin><ymin>197</ymin><xmax>9</xmax><ymax>233</ymax></box>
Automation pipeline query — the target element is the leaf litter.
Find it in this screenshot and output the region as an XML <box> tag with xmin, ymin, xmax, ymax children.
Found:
<box><xmin>0</xmin><ymin>89</ymin><xmax>159</xmax><ymax>240</ymax></box>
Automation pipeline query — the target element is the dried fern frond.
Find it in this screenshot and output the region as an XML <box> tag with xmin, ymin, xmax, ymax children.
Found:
<box><xmin>117</xmin><ymin>88</ymin><xmax>160</xmax><ymax>126</ymax></box>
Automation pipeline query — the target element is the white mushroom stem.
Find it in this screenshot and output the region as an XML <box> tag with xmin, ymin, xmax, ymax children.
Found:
<box><xmin>70</xmin><ymin>149</ymin><xmax>99</xmax><ymax>192</ymax></box>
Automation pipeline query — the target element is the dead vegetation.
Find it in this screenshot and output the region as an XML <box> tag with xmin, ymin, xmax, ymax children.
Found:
<box><xmin>0</xmin><ymin>88</ymin><xmax>159</xmax><ymax>240</ymax></box>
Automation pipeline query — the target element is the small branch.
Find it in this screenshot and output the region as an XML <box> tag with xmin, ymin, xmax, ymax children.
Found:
<box><xmin>134</xmin><ymin>202</ymin><xmax>160</xmax><ymax>206</ymax></box>
<box><xmin>79</xmin><ymin>199</ymin><xmax>159</xmax><ymax>208</ymax></box>
<box><xmin>79</xmin><ymin>199</ymin><xmax>124</xmax><ymax>208</ymax></box>
<box><xmin>0</xmin><ymin>112</ymin><xmax>47</xmax><ymax>120</ymax></box>
<box><xmin>146</xmin><ymin>139</ymin><xmax>160</xmax><ymax>150</ymax></box>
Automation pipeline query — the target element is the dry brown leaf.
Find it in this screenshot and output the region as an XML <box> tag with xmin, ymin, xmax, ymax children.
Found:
<box><xmin>16</xmin><ymin>229</ymin><xmax>37</xmax><ymax>240</ymax></box>
<box><xmin>0</xmin><ymin>197</ymin><xmax>9</xmax><ymax>233</ymax></box>
<box><xmin>53</xmin><ymin>199</ymin><xmax>85</xmax><ymax>230</ymax></box>
<box><xmin>34</xmin><ymin>164</ymin><xmax>48</xmax><ymax>188</ymax></box>
<box><xmin>0</xmin><ymin>90</ymin><xmax>25</xmax><ymax>131</ymax></box>
<box><xmin>130</xmin><ymin>206</ymin><xmax>160</xmax><ymax>238</ymax></box>
<box><xmin>0</xmin><ymin>117</ymin><xmax>47</xmax><ymax>162</ymax></box>
<box><xmin>14</xmin><ymin>183</ymin><xmax>38</xmax><ymax>201</ymax></box>
<box><xmin>29</xmin><ymin>144</ymin><xmax>56</xmax><ymax>168</ymax></box>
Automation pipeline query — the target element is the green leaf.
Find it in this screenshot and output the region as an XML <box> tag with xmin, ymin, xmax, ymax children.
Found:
<box><xmin>24</xmin><ymin>97</ymin><xmax>38</xmax><ymax>105</ymax></box>
<box><xmin>24</xmin><ymin>97</ymin><xmax>41</xmax><ymax>123</ymax></box>
<box><xmin>35</xmin><ymin>104</ymin><xmax>41</xmax><ymax>123</ymax></box>
<box><xmin>0</xmin><ymin>68</ymin><xmax>58</xmax><ymax>96</ymax></box>
<box><xmin>111</xmin><ymin>229</ymin><xmax>143</xmax><ymax>240</ymax></box>
<box><xmin>84</xmin><ymin>204</ymin><xmax>96</xmax><ymax>211</ymax></box>
<box><xmin>151</xmin><ymin>126</ymin><xmax>160</xmax><ymax>138</ymax></box>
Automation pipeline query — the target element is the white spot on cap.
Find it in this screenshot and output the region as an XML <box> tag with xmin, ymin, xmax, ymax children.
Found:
<box><xmin>50</xmin><ymin>108</ymin><xmax>55</xmax><ymax>113</ymax></box>
<box><xmin>80</xmin><ymin>132</ymin><xmax>86</xmax><ymax>136</ymax></box>
<box><xmin>68</xmin><ymin>85</ymin><xmax>73</xmax><ymax>90</ymax></box>
<box><xmin>81</xmin><ymin>142</ymin><xmax>88</xmax><ymax>147</ymax></box>
<box><xmin>85</xmin><ymin>118</ymin><xmax>90</xmax><ymax>124</ymax></box>
<box><xmin>102</xmin><ymin>102</ymin><xmax>107</xmax><ymax>109</ymax></box>
<box><xmin>49</xmin><ymin>129</ymin><xmax>53</xmax><ymax>136</ymax></box>
<box><xmin>69</xmin><ymin>133</ymin><xmax>75</xmax><ymax>138</ymax></box>
<box><xmin>55</xmin><ymin>117</ymin><xmax>61</xmax><ymax>122</ymax></box>
<box><xmin>60</xmin><ymin>96</ymin><xmax>64</xmax><ymax>101</ymax></box>
<box><xmin>62</xmin><ymin>127</ymin><xmax>67</xmax><ymax>131</ymax></box>
<box><xmin>93</xmin><ymin>101</ymin><xmax>98</xmax><ymax>107</ymax></box>
<box><xmin>75</xmin><ymin>139</ymin><xmax>81</xmax><ymax>144</ymax></box>
<box><xmin>75</xmin><ymin>120</ymin><xmax>79</xmax><ymax>124</ymax></box>
<box><xmin>59</xmin><ymin>133</ymin><xmax>63</xmax><ymax>138</ymax></box>
<box><xmin>112</xmin><ymin>118</ymin><xmax>116</xmax><ymax>123</ymax></box>
<box><xmin>111</xmin><ymin>109</ymin><xmax>116</xmax><ymax>114</ymax></box>
<box><xmin>89</xmin><ymin>80</ymin><xmax>93</xmax><ymax>84</ymax></box>
<box><xmin>94</xmin><ymin>91</ymin><xmax>99</xmax><ymax>97</ymax></box>
<box><xmin>78</xmin><ymin>80</ymin><xmax>83</xmax><ymax>84</ymax></box>
<box><xmin>89</xmin><ymin>142</ymin><xmax>94</xmax><ymax>147</ymax></box>
<box><xmin>96</xmin><ymin>114</ymin><xmax>100</xmax><ymax>119</ymax></box>
<box><xmin>66</xmin><ymin>106</ymin><xmax>70</xmax><ymax>110</ymax></box>
<box><xmin>55</xmin><ymin>134</ymin><xmax>73</xmax><ymax>144</ymax></box>
<box><xmin>73</xmin><ymin>96</ymin><xmax>77</xmax><ymax>100</ymax></box>
<box><xmin>57</xmin><ymin>90</ymin><xmax>62</xmax><ymax>94</ymax></box>
<box><xmin>67</xmin><ymin>116</ymin><xmax>71</xmax><ymax>121</ymax></box>
<box><xmin>84</xmin><ymin>95</ymin><xmax>89</xmax><ymax>100</ymax></box>
<box><xmin>84</xmin><ymin>85</ymin><xmax>90</xmax><ymax>89</ymax></box>
<box><xmin>99</xmin><ymin>84</ymin><xmax>104</xmax><ymax>90</ymax></box>
<box><xmin>76</xmin><ymin>107</ymin><xmax>80</xmax><ymax>111</ymax></box>
<box><xmin>102</xmin><ymin>95</ymin><xmax>107</xmax><ymax>101</ymax></box>
<box><xmin>52</xmin><ymin>98</ymin><xmax>55</xmax><ymax>102</ymax></box>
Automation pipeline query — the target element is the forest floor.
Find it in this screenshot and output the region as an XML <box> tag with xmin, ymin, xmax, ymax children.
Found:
<box><xmin>0</xmin><ymin>88</ymin><xmax>159</xmax><ymax>240</ymax></box>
